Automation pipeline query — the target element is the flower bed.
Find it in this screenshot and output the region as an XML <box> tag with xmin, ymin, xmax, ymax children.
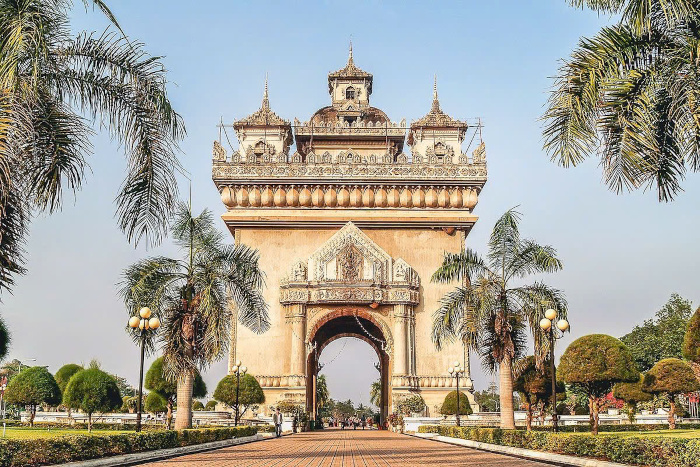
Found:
<box><xmin>417</xmin><ymin>425</ymin><xmax>700</xmax><ymax>467</ymax></box>
<box><xmin>0</xmin><ymin>426</ymin><xmax>258</xmax><ymax>466</ymax></box>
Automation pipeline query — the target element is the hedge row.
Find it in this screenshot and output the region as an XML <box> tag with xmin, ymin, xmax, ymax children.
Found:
<box><xmin>0</xmin><ymin>426</ymin><xmax>258</xmax><ymax>467</ymax></box>
<box><xmin>530</xmin><ymin>423</ymin><xmax>700</xmax><ymax>433</ymax></box>
<box><xmin>417</xmin><ymin>425</ymin><xmax>700</xmax><ymax>467</ymax></box>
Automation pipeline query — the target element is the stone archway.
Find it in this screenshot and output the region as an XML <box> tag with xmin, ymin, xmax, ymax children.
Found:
<box><xmin>305</xmin><ymin>309</ymin><xmax>391</xmax><ymax>425</ymax></box>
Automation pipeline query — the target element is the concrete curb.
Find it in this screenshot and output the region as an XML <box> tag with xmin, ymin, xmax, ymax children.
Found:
<box><xmin>60</xmin><ymin>434</ymin><xmax>264</xmax><ymax>466</ymax></box>
<box><xmin>410</xmin><ymin>433</ymin><xmax>627</xmax><ymax>467</ymax></box>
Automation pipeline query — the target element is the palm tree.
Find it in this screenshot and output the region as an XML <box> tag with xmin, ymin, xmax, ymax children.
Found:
<box><xmin>120</xmin><ymin>202</ymin><xmax>269</xmax><ymax>429</ymax></box>
<box><xmin>431</xmin><ymin>208</ymin><xmax>567</xmax><ymax>429</ymax></box>
<box><xmin>369</xmin><ymin>380</ymin><xmax>381</xmax><ymax>407</ymax></box>
<box><xmin>543</xmin><ymin>0</ymin><xmax>700</xmax><ymax>202</ymax></box>
<box><xmin>0</xmin><ymin>0</ymin><xmax>184</xmax><ymax>295</ymax></box>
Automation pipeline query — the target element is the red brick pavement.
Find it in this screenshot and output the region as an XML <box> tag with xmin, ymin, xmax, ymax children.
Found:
<box><xmin>141</xmin><ymin>428</ymin><xmax>551</xmax><ymax>466</ymax></box>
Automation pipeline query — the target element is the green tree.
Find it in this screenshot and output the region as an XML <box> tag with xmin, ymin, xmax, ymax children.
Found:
<box><xmin>332</xmin><ymin>399</ymin><xmax>356</xmax><ymax>419</ymax></box>
<box><xmin>613</xmin><ymin>377</ymin><xmax>653</xmax><ymax>423</ymax></box>
<box><xmin>682</xmin><ymin>307</ymin><xmax>700</xmax><ymax>364</ymax></box>
<box><xmin>558</xmin><ymin>334</ymin><xmax>639</xmax><ymax>434</ymax></box>
<box><xmin>0</xmin><ymin>318</ymin><xmax>9</xmax><ymax>363</ymax></box>
<box><xmin>0</xmin><ymin>0</ymin><xmax>185</xmax><ymax>296</ymax></box>
<box><xmin>513</xmin><ymin>356</ymin><xmax>563</xmax><ymax>431</ymax></box>
<box><xmin>205</xmin><ymin>400</ymin><xmax>217</xmax><ymax>411</ymax></box>
<box><xmin>473</xmin><ymin>381</ymin><xmax>499</xmax><ymax>412</ymax></box>
<box><xmin>643</xmin><ymin>358</ymin><xmax>700</xmax><ymax>429</ymax></box>
<box><xmin>145</xmin><ymin>392</ymin><xmax>167</xmax><ymax>415</ymax></box>
<box><xmin>439</xmin><ymin>391</ymin><xmax>473</xmax><ymax>416</ymax></box>
<box><xmin>431</xmin><ymin>208</ymin><xmax>567</xmax><ymax>429</ymax></box>
<box><xmin>144</xmin><ymin>357</ymin><xmax>206</xmax><ymax>429</ymax></box>
<box><xmin>543</xmin><ymin>0</ymin><xmax>700</xmax><ymax>202</ymax></box>
<box><xmin>621</xmin><ymin>294</ymin><xmax>693</xmax><ymax>371</ymax></box>
<box><xmin>109</xmin><ymin>373</ymin><xmax>136</xmax><ymax>398</ymax></box>
<box><xmin>192</xmin><ymin>400</ymin><xmax>204</xmax><ymax>411</ymax></box>
<box><xmin>121</xmin><ymin>203</ymin><xmax>268</xmax><ymax>429</ymax></box>
<box><xmin>62</xmin><ymin>368</ymin><xmax>122</xmax><ymax>431</ymax></box>
<box><xmin>316</xmin><ymin>374</ymin><xmax>329</xmax><ymax>415</ymax></box>
<box><xmin>4</xmin><ymin>366</ymin><xmax>60</xmax><ymax>425</ymax></box>
<box><xmin>54</xmin><ymin>364</ymin><xmax>83</xmax><ymax>394</ymax></box>
<box><xmin>369</xmin><ymin>380</ymin><xmax>381</xmax><ymax>408</ymax></box>
<box><xmin>213</xmin><ymin>373</ymin><xmax>265</xmax><ymax>423</ymax></box>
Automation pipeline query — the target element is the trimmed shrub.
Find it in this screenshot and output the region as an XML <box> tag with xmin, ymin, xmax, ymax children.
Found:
<box><xmin>643</xmin><ymin>358</ymin><xmax>700</xmax><ymax>429</ymax></box>
<box><xmin>417</xmin><ymin>425</ymin><xmax>700</xmax><ymax>467</ymax></box>
<box><xmin>682</xmin><ymin>307</ymin><xmax>700</xmax><ymax>364</ymax></box>
<box><xmin>145</xmin><ymin>392</ymin><xmax>168</xmax><ymax>414</ymax></box>
<box><xmin>192</xmin><ymin>401</ymin><xmax>205</xmax><ymax>411</ymax></box>
<box><xmin>213</xmin><ymin>374</ymin><xmax>264</xmax><ymax>422</ymax></box>
<box><xmin>4</xmin><ymin>367</ymin><xmax>61</xmax><ymax>426</ymax></box>
<box><xmin>62</xmin><ymin>368</ymin><xmax>122</xmax><ymax>431</ymax></box>
<box><xmin>0</xmin><ymin>426</ymin><xmax>257</xmax><ymax>466</ymax></box>
<box><xmin>439</xmin><ymin>391</ymin><xmax>473</xmax><ymax>416</ymax></box>
<box><xmin>53</xmin><ymin>364</ymin><xmax>83</xmax><ymax>394</ymax></box>
<box><xmin>558</xmin><ymin>334</ymin><xmax>639</xmax><ymax>434</ymax></box>
<box><xmin>205</xmin><ymin>400</ymin><xmax>217</xmax><ymax>410</ymax></box>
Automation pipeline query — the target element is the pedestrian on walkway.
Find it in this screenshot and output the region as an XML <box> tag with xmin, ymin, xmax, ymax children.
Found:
<box><xmin>273</xmin><ymin>408</ymin><xmax>283</xmax><ymax>438</ymax></box>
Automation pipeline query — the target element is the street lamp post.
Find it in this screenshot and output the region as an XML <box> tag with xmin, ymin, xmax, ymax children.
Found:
<box><xmin>538</xmin><ymin>308</ymin><xmax>570</xmax><ymax>433</ymax></box>
<box><xmin>448</xmin><ymin>361</ymin><xmax>465</xmax><ymax>426</ymax></box>
<box><xmin>128</xmin><ymin>307</ymin><xmax>160</xmax><ymax>433</ymax></box>
<box><xmin>231</xmin><ymin>361</ymin><xmax>247</xmax><ymax>426</ymax></box>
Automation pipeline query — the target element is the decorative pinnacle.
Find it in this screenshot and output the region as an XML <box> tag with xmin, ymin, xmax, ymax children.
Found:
<box><xmin>432</xmin><ymin>75</ymin><xmax>440</xmax><ymax>112</ymax></box>
<box><xmin>262</xmin><ymin>73</ymin><xmax>269</xmax><ymax>110</ymax></box>
<box><xmin>348</xmin><ymin>41</ymin><xmax>354</xmax><ymax>65</ymax></box>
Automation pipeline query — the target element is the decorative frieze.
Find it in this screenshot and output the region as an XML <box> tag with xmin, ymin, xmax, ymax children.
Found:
<box><xmin>391</xmin><ymin>375</ymin><xmax>474</xmax><ymax>389</ymax></box>
<box><xmin>218</xmin><ymin>183</ymin><xmax>480</xmax><ymax>210</ymax></box>
<box><xmin>256</xmin><ymin>375</ymin><xmax>306</xmax><ymax>388</ymax></box>
<box><xmin>280</xmin><ymin>284</ymin><xmax>419</xmax><ymax>306</ymax></box>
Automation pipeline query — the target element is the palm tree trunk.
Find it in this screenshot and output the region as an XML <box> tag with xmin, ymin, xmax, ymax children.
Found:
<box><xmin>499</xmin><ymin>357</ymin><xmax>515</xmax><ymax>429</ymax></box>
<box><xmin>175</xmin><ymin>371</ymin><xmax>194</xmax><ymax>430</ymax></box>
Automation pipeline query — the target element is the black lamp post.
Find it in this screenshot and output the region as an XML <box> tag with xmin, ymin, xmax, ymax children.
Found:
<box><xmin>448</xmin><ymin>361</ymin><xmax>465</xmax><ymax>426</ymax></box>
<box><xmin>539</xmin><ymin>308</ymin><xmax>569</xmax><ymax>433</ymax></box>
<box><xmin>128</xmin><ymin>307</ymin><xmax>160</xmax><ymax>433</ymax></box>
<box><xmin>231</xmin><ymin>361</ymin><xmax>247</xmax><ymax>426</ymax></box>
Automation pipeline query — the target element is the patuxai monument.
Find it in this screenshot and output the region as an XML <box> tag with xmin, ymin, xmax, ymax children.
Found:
<box><xmin>211</xmin><ymin>46</ymin><xmax>487</xmax><ymax>423</ymax></box>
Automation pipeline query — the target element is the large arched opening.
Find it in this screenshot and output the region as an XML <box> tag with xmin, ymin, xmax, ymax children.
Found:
<box><xmin>306</xmin><ymin>309</ymin><xmax>390</xmax><ymax>425</ymax></box>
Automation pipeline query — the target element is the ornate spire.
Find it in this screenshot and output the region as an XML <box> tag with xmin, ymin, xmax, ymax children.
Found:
<box><xmin>431</xmin><ymin>75</ymin><xmax>440</xmax><ymax>112</ymax></box>
<box><xmin>234</xmin><ymin>75</ymin><xmax>290</xmax><ymax>129</ymax></box>
<box><xmin>348</xmin><ymin>41</ymin><xmax>354</xmax><ymax>65</ymax></box>
<box><xmin>262</xmin><ymin>73</ymin><xmax>270</xmax><ymax>110</ymax></box>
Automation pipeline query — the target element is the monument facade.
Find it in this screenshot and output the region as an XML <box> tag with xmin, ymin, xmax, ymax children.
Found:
<box><xmin>212</xmin><ymin>47</ymin><xmax>487</xmax><ymax>422</ymax></box>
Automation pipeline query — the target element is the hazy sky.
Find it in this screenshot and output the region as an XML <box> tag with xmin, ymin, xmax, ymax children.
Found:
<box><xmin>2</xmin><ymin>1</ymin><xmax>698</xmax><ymax>407</ymax></box>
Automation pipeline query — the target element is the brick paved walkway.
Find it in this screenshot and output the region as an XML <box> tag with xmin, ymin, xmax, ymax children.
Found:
<box><xmin>142</xmin><ymin>428</ymin><xmax>551</xmax><ymax>466</ymax></box>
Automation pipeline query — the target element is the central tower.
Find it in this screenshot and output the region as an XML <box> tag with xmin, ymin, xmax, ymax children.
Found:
<box><xmin>212</xmin><ymin>47</ymin><xmax>487</xmax><ymax>422</ymax></box>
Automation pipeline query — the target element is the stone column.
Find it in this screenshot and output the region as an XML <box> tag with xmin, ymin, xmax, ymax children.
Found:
<box><xmin>289</xmin><ymin>304</ymin><xmax>307</xmax><ymax>376</ymax></box>
<box><xmin>393</xmin><ymin>304</ymin><xmax>408</xmax><ymax>375</ymax></box>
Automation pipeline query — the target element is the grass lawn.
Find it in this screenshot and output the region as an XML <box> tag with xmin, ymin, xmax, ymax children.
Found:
<box><xmin>598</xmin><ymin>429</ymin><xmax>700</xmax><ymax>439</ymax></box>
<box><xmin>0</xmin><ymin>427</ymin><xmax>134</xmax><ymax>439</ymax></box>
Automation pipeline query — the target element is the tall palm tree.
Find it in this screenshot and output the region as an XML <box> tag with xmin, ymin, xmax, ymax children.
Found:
<box><xmin>120</xmin><ymin>202</ymin><xmax>269</xmax><ymax>429</ymax></box>
<box><xmin>369</xmin><ymin>380</ymin><xmax>381</xmax><ymax>407</ymax></box>
<box><xmin>431</xmin><ymin>209</ymin><xmax>567</xmax><ymax>429</ymax></box>
<box><xmin>543</xmin><ymin>0</ymin><xmax>700</xmax><ymax>202</ymax></box>
<box><xmin>0</xmin><ymin>0</ymin><xmax>184</xmax><ymax>295</ymax></box>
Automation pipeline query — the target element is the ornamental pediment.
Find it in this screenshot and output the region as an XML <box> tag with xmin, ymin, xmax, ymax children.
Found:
<box><xmin>280</xmin><ymin>222</ymin><xmax>420</xmax><ymax>305</ymax></box>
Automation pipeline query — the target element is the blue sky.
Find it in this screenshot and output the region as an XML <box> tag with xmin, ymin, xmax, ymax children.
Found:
<box><xmin>2</xmin><ymin>1</ymin><xmax>698</xmax><ymax>407</ymax></box>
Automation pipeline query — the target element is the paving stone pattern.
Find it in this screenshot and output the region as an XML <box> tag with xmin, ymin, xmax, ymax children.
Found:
<box><xmin>141</xmin><ymin>428</ymin><xmax>551</xmax><ymax>466</ymax></box>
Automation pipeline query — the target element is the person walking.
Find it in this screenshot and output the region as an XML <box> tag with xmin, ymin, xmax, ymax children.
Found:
<box><xmin>273</xmin><ymin>408</ymin><xmax>283</xmax><ymax>438</ymax></box>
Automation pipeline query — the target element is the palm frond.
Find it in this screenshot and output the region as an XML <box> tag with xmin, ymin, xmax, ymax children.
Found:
<box><xmin>0</xmin><ymin>187</ymin><xmax>28</xmax><ymax>294</ymax></box>
<box><xmin>430</xmin><ymin>248</ymin><xmax>488</xmax><ymax>284</ymax></box>
<box><xmin>506</xmin><ymin>239</ymin><xmax>563</xmax><ymax>280</ymax></box>
<box><xmin>487</xmin><ymin>207</ymin><xmax>522</xmax><ymax>277</ymax></box>
<box><xmin>431</xmin><ymin>286</ymin><xmax>471</xmax><ymax>350</ymax></box>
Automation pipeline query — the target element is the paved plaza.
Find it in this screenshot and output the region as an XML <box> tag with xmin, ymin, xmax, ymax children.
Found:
<box><xmin>142</xmin><ymin>428</ymin><xmax>550</xmax><ymax>466</ymax></box>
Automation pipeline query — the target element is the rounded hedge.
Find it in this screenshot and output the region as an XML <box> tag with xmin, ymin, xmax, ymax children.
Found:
<box><xmin>439</xmin><ymin>390</ymin><xmax>473</xmax><ymax>415</ymax></box>
<box><xmin>213</xmin><ymin>373</ymin><xmax>264</xmax><ymax>407</ymax></box>
<box><xmin>54</xmin><ymin>364</ymin><xmax>83</xmax><ymax>393</ymax></box>
<box><xmin>558</xmin><ymin>334</ymin><xmax>639</xmax><ymax>395</ymax></box>
<box><xmin>5</xmin><ymin>366</ymin><xmax>61</xmax><ymax>408</ymax></box>
<box><xmin>613</xmin><ymin>378</ymin><xmax>652</xmax><ymax>404</ymax></box>
<box><xmin>62</xmin><ymin>368</ymin><xmax>122</xmax><ymax>415</ymax></box>
<box><xmin>145</xmin><ymin>392</ymin><xmax>167</xmax><ymax>413</ymax></box>
<box><xmin>682</xmin><ymin>307</ymin><xmax>700</xmax><ymax>364</ymax></box>
<box><xmin>643</xmin><ymin>358</ymin><xmax>700</xmax><ymax>395</ymax></box>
